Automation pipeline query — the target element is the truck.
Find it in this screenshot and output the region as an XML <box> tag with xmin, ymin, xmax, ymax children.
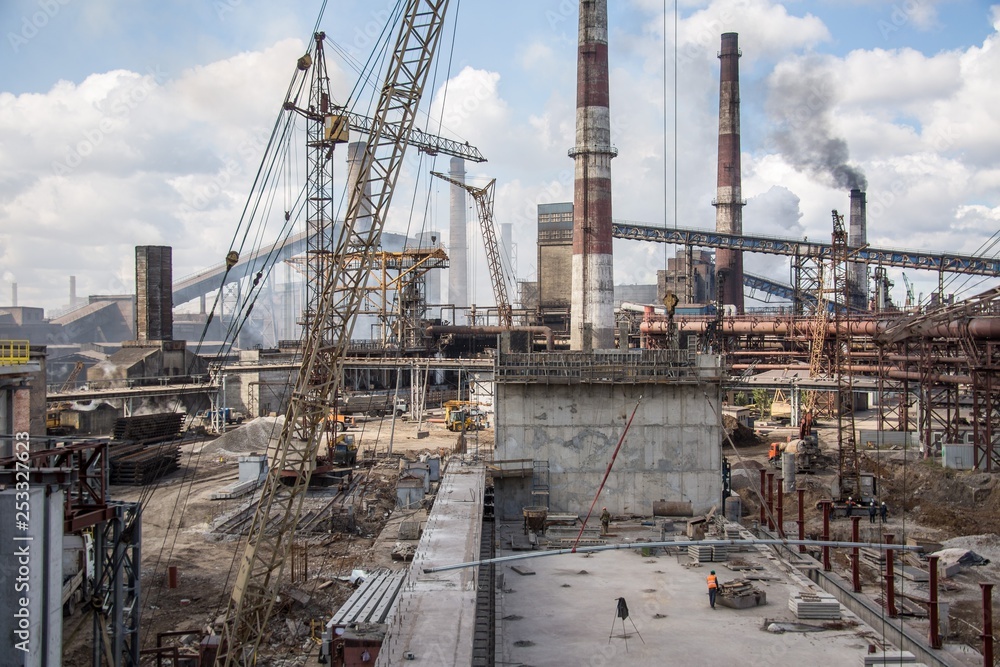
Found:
<box><xmin>768</xmin><ymin>435</ymin><xmax>821</xmax><ymax>472</ymax></box>
<box><xmin>337</xmin><ymin>393</ymin><xmax>409</xmax><ymax>418</ymax></box>
<box><xmin>199</xmin><ymin>407</ymin><xmax>245</xmax><ymax>425</ymax></box>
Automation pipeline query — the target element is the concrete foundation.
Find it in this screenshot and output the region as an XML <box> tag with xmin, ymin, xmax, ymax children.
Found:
<box><xmin>495</xmin><ymin>352</ymin><xmax>723</xmax><ymax>517</ymax></box>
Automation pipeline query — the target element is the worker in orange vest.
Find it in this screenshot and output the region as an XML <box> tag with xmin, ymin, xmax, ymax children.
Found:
<box><xmin>707</xmin><ymin>570</ymin><xmax>719</xmax><ymax>609</ymax></box>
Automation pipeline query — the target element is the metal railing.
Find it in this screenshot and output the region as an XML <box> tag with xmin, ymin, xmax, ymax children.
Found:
<box><xmin>496</xmin><ymin>349</ymin><xmax>713</xmax><ymax>383</ymax></box>
<box><xmin>0</xmin><ymin>340</ymin><xmax>30</xmax><ymax>365</ymax></box>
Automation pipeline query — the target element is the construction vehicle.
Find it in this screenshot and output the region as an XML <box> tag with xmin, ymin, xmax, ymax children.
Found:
<box><xmin>769</xmin><ymin>389</ymin><xmax>791</xmax><ymax>421</ymax></box>
<box><xmin>768</xmin><ymin>435</ymin><xmax>821</xmax><ymax>471</ymax></box>
<box><xmin>444</xmin><ymin>400</ymin><xmax>480</xmax><ymax>432</ymax></box>
<box><xmin>338</xmin><ymin>392</ymin><xmax>409</xmax><ymax>417</ymax></box>
<box><xmin>330</xmin><ymin>433</ymin><xmax>358</xmax><ymax>466</ymax></box>
<box><xmin>217</xmin><ymin>5</ymin><xmax>451</xmax><ymax>663</ymax></box>
<box><xmin>326</xmin><ymin>411</ymin><xmax>355</xmax><ymax>432</ymax></box>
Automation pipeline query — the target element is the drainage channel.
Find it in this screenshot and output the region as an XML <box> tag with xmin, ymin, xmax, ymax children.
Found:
<box><xmin>472</xmin><ymin>485</ymin><xmax>496</xmax><ymax>666</ymax></box>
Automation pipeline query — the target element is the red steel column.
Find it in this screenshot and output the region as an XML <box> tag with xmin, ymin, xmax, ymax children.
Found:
<box><xmin>981</xmin><ymin>583</ymin><xmax>994</xmax><ymax>667</ymax></box>
<box><xmin>797</xmin><ymin>488</ymin><xmax>806</xmax><ymax>553</ymax></box>
<box><xmin>766</xmin><ymin>472</ymin><xmax>775</xmax><ymax>530</ymax></box>
<box><xmin>570</xmin><ymin>0</ymin><xmax>617</xmax><ymax>351</ymax></box>
<box><xmin>776</xmin><ymin>477</ymin><xmax>784</xmax><ymax>538</ymax></box>
<box><xmin>714</xmin><ymin>32</ymin><xmax>745</xmax><ymax>313</ymax></box>
<box><xmin>759</xmin><ymin>469</ymin><xmax>766</xmax><ymax>527</ymax></box>
<box><xmin>851</xmin><ymin>516</ymin><xmax>862</xmax><ymax>592</ymax></box>
<box><xmin>929</xmin><ymin>555</ymin><xmax>941</xmax><ymax>649</ymax></box>
<box><xmin>886</xmin><ymin>533</ymin><xmax>897</xmax><ymax>617</ymax></box>
<box><xmin>822</xmin><ymin>500</ymin><xmax>831</xmax><ymax>571</ymax></box>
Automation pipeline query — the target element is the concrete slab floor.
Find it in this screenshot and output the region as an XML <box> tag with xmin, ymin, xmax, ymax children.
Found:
<box><xmin>496</xmin><ymin>522</ymin><xmax>887</xmax><ymax>667</ymax></box>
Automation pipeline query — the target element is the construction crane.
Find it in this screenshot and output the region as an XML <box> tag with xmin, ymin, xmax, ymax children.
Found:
<box><xmin>901</xmin><ymin>272</ymin><xmax>915</xmax><ymax>309</ymax></box>
<box><xmin>59</xmin><ymin>360</ymin><xmax>85</xmax><ymax>392</ymax></box>
<box><xmin>430</xmin><ymin>171</ymin><xmax>512</xmax><ymax>327</ymax></box>
<box><xmin>216</xmin><ymin>2</ymin><xmax>451</xmax><ymax>664</ymax></box>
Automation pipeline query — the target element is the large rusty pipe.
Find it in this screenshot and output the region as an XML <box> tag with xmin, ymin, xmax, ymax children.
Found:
<box><xmin>425</xmin><ymin>325</ymin><xmax>554</xmax><ymax>350</ymax></box>
<box><xmin>640</xmin><ymin>317</ymin><xmax>1000</xmax><ymax>339</ymax></box>
<box><xmin>776</xmin><ymin>478</ymin><xmax>784</xmax><ymax>538</ymax></box>
<box><xmin>822</xmin><ymin>500</ymin><xmax>831</xmax><ymax>571</ymax></box>
<box><xmin>729</xmin><ymin>363</ymin><xmax>973</xmax><ymax>384</ymax></box>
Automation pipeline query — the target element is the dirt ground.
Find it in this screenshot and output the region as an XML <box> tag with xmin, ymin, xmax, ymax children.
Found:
<box><xmin>727</xmin><ymin>410</ymin><xmax>1000</xmax><ymax>658</ymax></box>
<box><xmin>64</xmin><ymin>413</ymin><xmax>493</xmax><ymax>666</ymax></box>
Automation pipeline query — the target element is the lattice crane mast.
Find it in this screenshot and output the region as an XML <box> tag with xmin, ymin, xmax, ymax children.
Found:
<box><xmin>430</xmin><ymin>171</ymin><xmax>512</xmax><ymax>327</ymax></box>
<box><xmin>216</xmin><ymin>2</ymin><xmax>451</xmax><ymax>664</ymax></box>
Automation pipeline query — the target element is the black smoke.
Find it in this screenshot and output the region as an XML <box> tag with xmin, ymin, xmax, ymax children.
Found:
<box><xmin>766</xmin><ymin>57</ymin><xmax>867</xmax><ymax>191</ymax></box>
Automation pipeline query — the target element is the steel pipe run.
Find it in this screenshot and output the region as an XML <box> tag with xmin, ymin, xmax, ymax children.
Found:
<box><xmin>982</xmin><ymin>583</ymin><xmax>994</xmax><ymax>667</ymax></box>
<box><xmin>424</xmin><ymin>325</ymin><xmax>554</xmax><ymax>350</ymax></box>
<box><xmin>929</xmin><ymin>555</ymin><xmax>941</xmax><ymax>649</ymax></box>
<box><xmin>776</xmin><ymin>478</ymin><xmax>784</xmax><ymax>538</ymax></box>
<box><xmin>767</xmin><ymin>472</ymin><xmax>775</xmax><ymax>531</ymax></box>
<box><xmin>851</xmin><ymin>516</ymin><xmax>862</xmax><ymax>593</ymax></box>
<box><xmin>886</xmin><ymin>533</ymin><xmax>897</xmax><ymax>618</ymax></box>
<box><xmin>797</xmin><ymin>488</ymin><xmax>805</xmax><ymax>553</ymax></box>
<box><xmin>421</xmin><ymin>538</ymin><xmax>923</xmax><ymax>574</ymax></box>
<box><xmin>822</xmin><ymin>501</ymin><xmax>832</xmax><ymax>571</ymax></box>
<box><xmin>639</xmin><ymin>316</ymin><xmax>1000</xmax><ymax>340</ymax></box>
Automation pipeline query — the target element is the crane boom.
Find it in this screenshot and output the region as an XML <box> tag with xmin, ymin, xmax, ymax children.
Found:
<box><xmin>431</xmin><ymin>171</ymin><xmax>512</xmax><ymax>327</ymax></box>
<box><xmin>216</xmin><ymin>2</ymin><xmax>451</xmax><ymax>663</ymax></box>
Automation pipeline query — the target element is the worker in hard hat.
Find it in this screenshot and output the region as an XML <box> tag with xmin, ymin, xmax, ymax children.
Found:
<box><xmin>600</xmin><ymin>507</ymin><xmax>611</xmax><ymax>535</ymax></box>
<box><xmin>707</xmin><ymin>570</ymin><xmax>719</xmax><ymax>609</ymax></box>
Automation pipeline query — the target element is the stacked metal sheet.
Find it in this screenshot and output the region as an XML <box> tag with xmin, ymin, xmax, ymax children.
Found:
<box><xmin>788</xmin><ymin>591</ymin><xmax>841</xmax><ymax>620</ymax></box>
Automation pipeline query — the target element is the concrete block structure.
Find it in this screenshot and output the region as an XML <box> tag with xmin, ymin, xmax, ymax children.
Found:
<box><xmin>493</xmin><ymin>350</ymin><xmax>723</xmax><ymax>518</ymax></box>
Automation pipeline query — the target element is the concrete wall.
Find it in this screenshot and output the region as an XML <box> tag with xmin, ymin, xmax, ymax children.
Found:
<box><xmin>496</xmin><ymin>382</ymin><xmax>722</xmax><ymax>516</ymax></box>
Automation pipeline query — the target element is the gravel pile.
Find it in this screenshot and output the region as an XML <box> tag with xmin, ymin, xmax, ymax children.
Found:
<box><xmin>201</xmin><ymin>417</ymin><xmax>284</xmax><ymax>457</ymax></box>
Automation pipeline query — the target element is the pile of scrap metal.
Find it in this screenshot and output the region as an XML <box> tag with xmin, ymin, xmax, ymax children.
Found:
<box><xmin>716</xmin><ymin>578</ymin><xmax>767</xmax><ymax>609</ymax></box>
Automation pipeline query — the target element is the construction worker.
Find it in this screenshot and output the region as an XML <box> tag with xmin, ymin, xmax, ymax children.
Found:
<box><xmin>868</xmin><ymin>500</ymin><xmax>877</xmax><ymax>524</ymax></box>
<box><xmin>707</xmin><ymin>570</ymin><xmax>719</xmax><ymax>609</ymax></box>
<box><xmin>600</xmin><ymin>507</ymin><xmax>611</xmax><ymax>535</ymax></box>
<box><xmin>880</xmin><ymin>501</ymin><xmax>888</xmax><ymax>523</ymax></box>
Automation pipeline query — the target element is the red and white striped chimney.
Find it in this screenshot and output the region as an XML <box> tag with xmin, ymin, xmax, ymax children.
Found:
<box><xmin>570</xmin><ymin>0</ymin><xmax>617</xmax><ymax>351</ymax></box>
<box><xmin>714</xmin><ymin>32</ymin><xmax>745</xmax><ymax>313</ymax></box>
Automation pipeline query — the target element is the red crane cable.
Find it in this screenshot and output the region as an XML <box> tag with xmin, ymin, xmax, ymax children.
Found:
<box><xmin>571</xmin><ymin>395</ymin><xmax>643</xmax><ymax>552</ymax></box>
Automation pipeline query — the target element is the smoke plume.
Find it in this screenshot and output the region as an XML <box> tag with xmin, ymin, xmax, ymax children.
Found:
<box><xmin>766</xmin><ymin>57</ymin><xmax>867</xmax><ymax>191</ymax></box>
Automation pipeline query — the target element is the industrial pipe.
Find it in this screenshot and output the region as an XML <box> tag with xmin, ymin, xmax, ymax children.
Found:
<box><xmin>421</xmin><ymin>538</ymin><xmax>922</xmax><ymax>574</ymax></box>
<box><xmin>425</xmin><ymin>325</ymin><xmax>554</xmax><ymax>350</ymax></box>
<box><xmin>639</xmin><ymin>316</ymin><xmax>1000</xmax><ymax>340</ymax></box>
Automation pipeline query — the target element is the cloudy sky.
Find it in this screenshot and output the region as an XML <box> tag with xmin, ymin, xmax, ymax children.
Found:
<box><xmin>2</xmin><ymin>0</ymin><xmax>999</xmax><ymax>315</ymax></box>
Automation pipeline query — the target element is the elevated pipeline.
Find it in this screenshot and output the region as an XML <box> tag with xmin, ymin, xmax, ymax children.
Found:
<box><xmin>425</xmin><ymin>325</ymin><xmax>554</xmax><ymax>351</ymax></box>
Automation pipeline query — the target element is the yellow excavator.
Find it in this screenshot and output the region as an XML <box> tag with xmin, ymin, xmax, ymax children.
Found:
<box><xmin>444</xmin><ymin>400</ymin><xmax>478</xmax><ymax>432</ymax></box>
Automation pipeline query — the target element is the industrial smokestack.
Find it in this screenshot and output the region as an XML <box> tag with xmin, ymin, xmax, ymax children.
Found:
<box><xmin>570</xmin><ymin>0</ymin><xmax>617</xmax><ymax>351</ymax></box>
<box><xmin>849</xmin><ymin>189</ymin><xmax>868</xmax><ymax>310</ymax></box>
<box><xmin>69</xmin><ymin>275</ymin><xmax>77</xmax><ymax>308</ymax></box>
<box><xmin>135</xmin><ymin>246</ymin><xmax>173</xmax><ymax>342</ymax></box>
<box><xmin>448</xmin><ymin>157</ymin><xmax>468</xmax><ymax>310</ymax></box>
<box><xmin>10</xmin><ymin>282</ymin><xmax>16</xmax><ymax>308</ymax></box>
<box><xmin>346</xmin><ymin>141</ymin><xmax>373</xmax><ymax>233</ymax></box>
<box><xmin>714</xmin><ymin>32</ymin><xmax>745</xmax><ymax>313</ymax></box>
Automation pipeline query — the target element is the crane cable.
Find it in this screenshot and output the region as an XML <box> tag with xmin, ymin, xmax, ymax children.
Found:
<box><xmin>571</xmin><ymin>394</ymin><xmax>643</xmax><ymax>552</ymax></box>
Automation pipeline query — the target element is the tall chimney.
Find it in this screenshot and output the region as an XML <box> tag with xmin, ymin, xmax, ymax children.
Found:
<box><xmin>570</xmin><ymin>0</ymin><xmax>617</xmax><ymax>351</ymax></box>
<box><xmin>135</xmin><ymin>246</ymin><xmax>173</xmax><ymax>342</ymax></box>
<box><xmin>10</xmin><ymin>282</ymin><xmax>16</xmax><ymax>308</ymax></box>
<box><xmin>346</xmin><ymin>141</ymin><xmax>373</xmax><ymax>233</ymax></box>
<box><xmin>849</xmin><ymin>189</ymin><xmax>868</xmax><ymax>310</ymax></box>
<box><xmin>69</xmin><ymin>275</ymin><xmax>77</xmax><ymax>308</ymax></box>
<box><xmin>714</xmin><ymin>32</ymin><xmax>745</xmax><ymax>313</ymax></box>
<box><xmin>448</xmin><ymin>157</ymin><xmax>468</xmax><ymax>310</ymax></box>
